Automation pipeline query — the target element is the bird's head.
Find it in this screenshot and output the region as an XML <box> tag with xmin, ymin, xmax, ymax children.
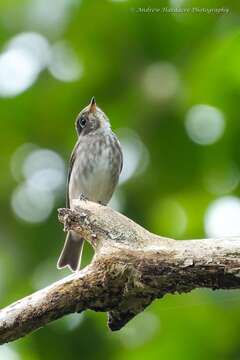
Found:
<box><xmin>75</xmin><ymin>97</ymin><xmax>110</xmax><ymax>136</ymax></box>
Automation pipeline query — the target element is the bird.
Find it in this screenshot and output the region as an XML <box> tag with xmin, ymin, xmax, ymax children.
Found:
<box><xmin>57</xmin><ymin>97</ymin><xmax>123</xmax><ymax>272</ymax></box>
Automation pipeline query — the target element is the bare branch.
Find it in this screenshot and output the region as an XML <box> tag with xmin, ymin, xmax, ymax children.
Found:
<box><xmin>0</xmin><ymin>199</ymin><xmax>240</xmax><ymax>344</ymax></box>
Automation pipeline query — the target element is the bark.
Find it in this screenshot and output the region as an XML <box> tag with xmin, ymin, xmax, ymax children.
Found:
<box><xmin>0</xmin><ymin>199</ymin><xmax>240</xmax><ymax>345</ymax></box>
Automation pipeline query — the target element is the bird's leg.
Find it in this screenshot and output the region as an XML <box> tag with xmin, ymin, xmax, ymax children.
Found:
<box><xmin>79</xmin><ymin>193</ymin><xmax>88</xmax><ymax>201</ymax></box>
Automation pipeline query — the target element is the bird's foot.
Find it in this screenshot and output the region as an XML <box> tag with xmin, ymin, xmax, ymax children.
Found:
<box><xmin>79</xmin><ymin>193</ymin><xmax>88</xmax><ymax>201</ymax></box>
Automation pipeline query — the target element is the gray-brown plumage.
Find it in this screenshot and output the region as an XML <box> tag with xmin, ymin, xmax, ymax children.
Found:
<box><xmin>57</xmin><ymin>97</ymin><xmax>123</xmax><ymax>271</ymax></box>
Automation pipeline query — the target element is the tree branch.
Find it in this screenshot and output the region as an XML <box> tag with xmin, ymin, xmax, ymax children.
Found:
<box><xmin>0</xmin><ymin>199</ymin><xmax>240</xmax><ymax>344</ymax></box>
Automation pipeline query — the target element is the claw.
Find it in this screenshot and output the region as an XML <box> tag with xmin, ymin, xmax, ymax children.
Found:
<box><xmin>79</xmin><ymin>193</ymin><xmax>88</xmax><ymax>201</ymax></box>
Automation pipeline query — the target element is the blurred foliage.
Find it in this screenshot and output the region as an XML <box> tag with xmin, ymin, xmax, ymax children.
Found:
<box><xmin>0</xmin><ymin>0</ymin><xmax>240</xmax><ymax>359</ymax></box>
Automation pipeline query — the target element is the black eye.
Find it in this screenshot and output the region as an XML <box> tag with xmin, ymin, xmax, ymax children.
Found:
<box><xmin>80</xmin><ymin>118</ymin><xmax>86</xmax><ymax>127</ymax></box>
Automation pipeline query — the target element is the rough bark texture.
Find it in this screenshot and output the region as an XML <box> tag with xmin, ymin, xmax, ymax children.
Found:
<box><xmin>0</xmin><ymin>199</ymin><xmax>240</xmax><ymax>345</ymax></box>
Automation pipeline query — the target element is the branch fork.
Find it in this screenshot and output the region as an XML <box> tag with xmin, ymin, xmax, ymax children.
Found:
<box><xmin>0</xmin><ymin>199</ymin><xmax>240</xmax><ymax>344</ymax></box>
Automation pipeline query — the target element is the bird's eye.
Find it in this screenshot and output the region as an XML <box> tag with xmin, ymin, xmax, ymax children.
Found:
<box><xmin>80</xmin><ymin>118</ymin><xmax>87</xmax><ymax>127</ymax></box>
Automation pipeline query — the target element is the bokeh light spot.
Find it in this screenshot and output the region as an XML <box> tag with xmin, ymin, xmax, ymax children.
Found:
<box><xmin>142</xmin><ymin>62</ymin><xmax>180</xmax><ymax>102</ymax></box>
<box><xmin>204</xmin><ymin>163</ymin><xmax>240</xmax><ymax>195</ymax></box>
<box><xmin>11</xmin><ymin>183</ymin><xmax>54</xmax><ymax>224</ymax></box>
<box><xmin>63</xmin><ymin>313</ymin><xmax>85</xmax><ymax>331</ymax></box>
<box><xmin>48</xmin><ymin>42</ymin><xmax>83</xmax><ymax>82</ymax></box>
<box><xmin>7</xmin><ymin>32</ymin><xmax>50</xmax><ymax>70</ymax></box>
<box><xmin>169</xmin><ymin>0</ymin><xmax>185</xmax><ymax>6</ymax></box>
<box><xmin>117</xmin><ymin>128</ymin><xmax>149</xmax><ymax>184</ymax></box>
<box><xmin>25</xmin><ymin>0</ymin><xmax>80</xmax><ymax>35</ymax></box>
<box><xmin>0</xmin><ymin>346</ymin><xmax>20</xmax><ymax>360</ymax></box>
<box><xmin>11</xmin><ymin>146</ymin><xmax>66</xmax><ymax>223</ymax></box>
<box><xmin>0</xmin><ymin>32</ymin><xmax>50</xmax><ymax>97</ymax></box>
<box><xmin>205</xmin><ymin>196</ymin><xmax>240</xmax><ymax>237</ymax></box>
<box><xmin>0</xmin><ymin>48</ymin><xmax>39</xmax><ymax>97</ymax></box>
<box><xmin>10</xmin><ymin>143</ymin><xmax>38</xmax><ymax>182</ymax></box>
<box><xmin>185</xmin><ymin>104</ymin><xmax>225</xmax><ymax>145</ymax></box>
<box><xmin>109</xmin><ymin>189</ymin><xmax>126</xmax><ymax>212</ymax></box>
<box><xmin>22</xmin><ymin>149</ymin><xmax>65</xmax><ymax>192</ymax></box>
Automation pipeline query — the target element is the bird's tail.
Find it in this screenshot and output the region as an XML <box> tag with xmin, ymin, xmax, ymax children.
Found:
<box><xmin>57</xmin><ymin>231</ymin><xmax>84</xmax><ymax>272</ymax></box>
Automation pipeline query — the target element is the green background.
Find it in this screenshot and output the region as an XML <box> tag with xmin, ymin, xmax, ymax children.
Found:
<box><xmin>0</xmin><ymin>0</ymin><xmax>240</xmax><ymax>359</ymax></box>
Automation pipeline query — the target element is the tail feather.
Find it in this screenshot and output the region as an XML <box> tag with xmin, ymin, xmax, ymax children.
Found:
<box><xmin>57</xmin><ymin>231</ymin><xmax>84</xmax><ymax>272</ymax></box>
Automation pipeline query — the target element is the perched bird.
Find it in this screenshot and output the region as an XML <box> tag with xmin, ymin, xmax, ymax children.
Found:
<box><xmin>57</xmin><ymin>97</ymin><xmax>123</xmax><ymax>272</ymax></box>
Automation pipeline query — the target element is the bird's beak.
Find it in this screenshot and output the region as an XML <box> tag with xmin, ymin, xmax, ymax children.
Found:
<box><xmin>89</xmin><ymin>96</ymin><xmax>97</xmax><ymax>113</ymax></box>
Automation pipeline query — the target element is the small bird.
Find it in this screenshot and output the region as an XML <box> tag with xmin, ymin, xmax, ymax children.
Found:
<box><xmin>57</xmin><ymin>97</ymin><xmax>123</xmax><ymax>272</ymax></box>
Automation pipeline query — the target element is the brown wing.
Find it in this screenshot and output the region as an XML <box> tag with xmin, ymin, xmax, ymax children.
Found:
<box><xmin>113</xmin><ymin>133</ymin><xmax>123</xmax><ymax>175</ymax></box>
<box><xmin>118</xmin><ymin>139</ymin><xmax>123</xmax><ymax>174</ymax></box>
<box><xmin>66</xmin><ymin>142</ymin><xmax>79</xmax><ymax>208</ymax></box>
